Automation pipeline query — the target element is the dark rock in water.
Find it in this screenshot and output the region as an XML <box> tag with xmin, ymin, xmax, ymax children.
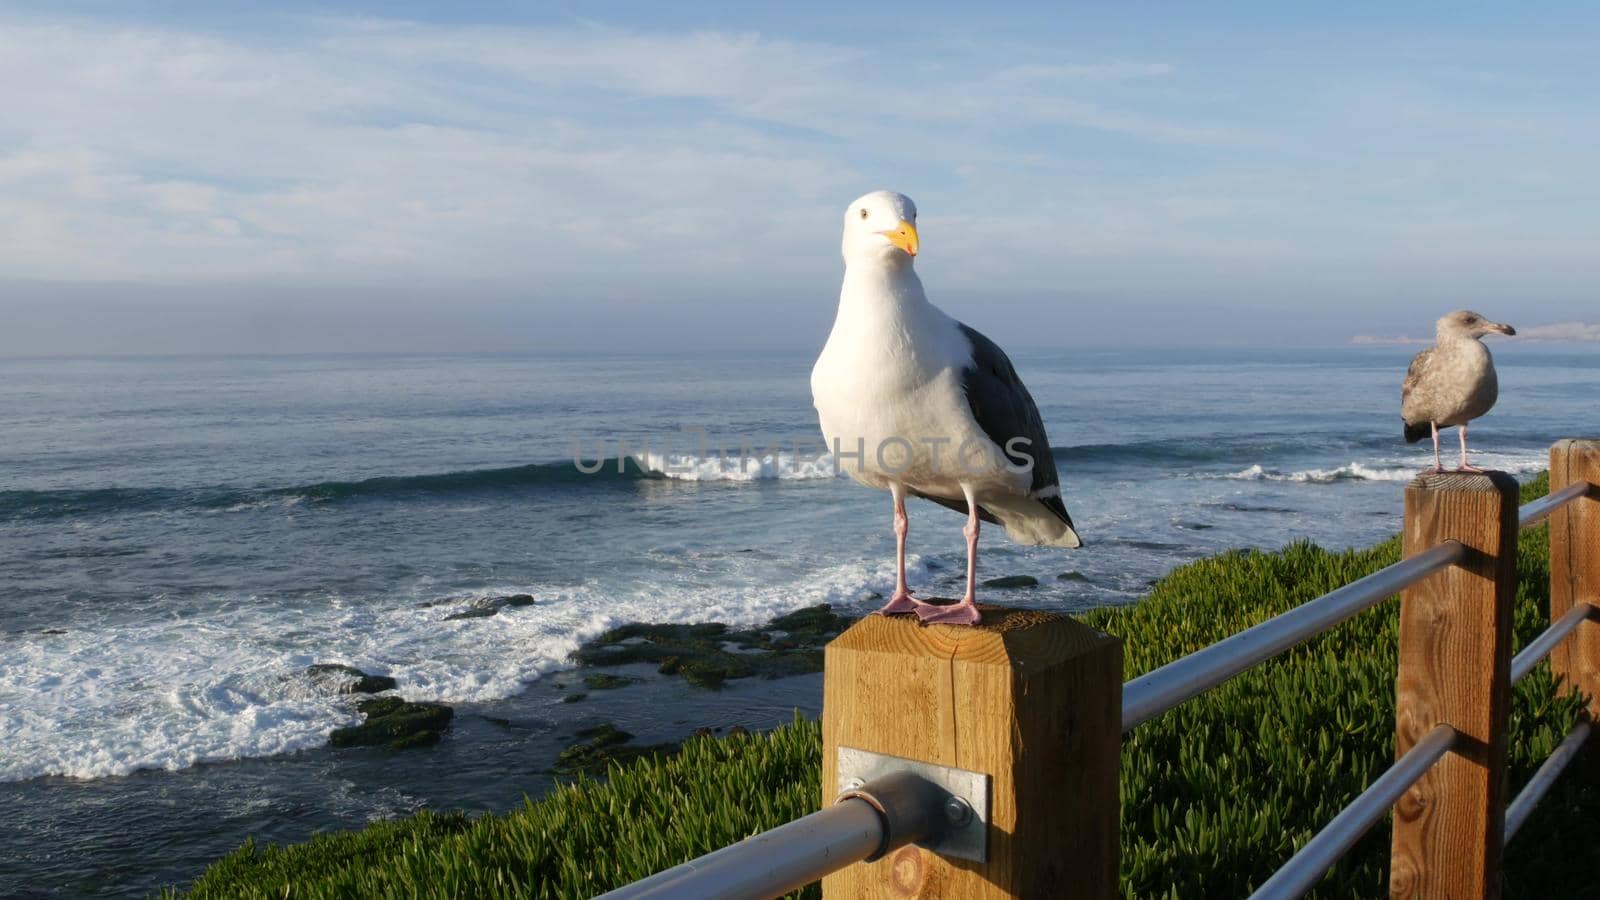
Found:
<box><xmin>481</xmin><ymin>716</ymin><xmax>512</xmax><ymax>728</ymax></box>
<box><xmin>307</xmin><ymin>663</ymin><xmax>398</xmax><ymax>695</ymax></box>
<box><xmin>691</xmin><ymin>727</ymin><xmax>713</xmax><ymax>739</ymax></box>
<box><xmin>39</xmin><ymin>628</ymin><xmax>67</xmax><ymax>636</ymax></box>
<box><xmin>575</xmin><ymin>723</ymin><xmax>631</xmax><ymax>743</ymax></box>
<box><xmin>562</xmin><ymin>692</ymin><xmax>587</xmax><ymax>704</ymax></box>
<box><xmin>679</xmin><ymin>660</ymin><xmax>737</xmax><ymax>690</ymax></box>
<box><xmin>766</xmin><ymin>605</ymin><xmax>850</xmax><ymax>637</ymax></box>
<box><xmin>726</xmin><ymin>725</ymin><xmax>749</xmax><ymax>737</ymax></box>
<box><xmin>553</xmin><ymin>722</ymin><xmax>678</xmax><ymax>776</ymax></box>
<box><xmin>583</xmin><ymin>673</ymin><xmax>636</xmax><ymax>690</ymax></box>
<box><xmin>1056</xmin><ymin>571</ymin><xmax>1090</xmax><ymax>583</ymax></box>
<box><xmin>329</xmin><ymin>696</ymin><xmax>453</xmax><ymax>750</ymax></box>
<box><xmin>982</xmin><ymin>575</ymin><xmax>1039</xmax><ymax>589</ymax></box>
<box><xmin>574</xmin><ymin>604</ymin><xmax>854</xmax><ymax>690</ymax></box>
<box><xmin>441</xmin><ymin>594</ymin><xmax>539</xmax><ymax>621</ymax></box>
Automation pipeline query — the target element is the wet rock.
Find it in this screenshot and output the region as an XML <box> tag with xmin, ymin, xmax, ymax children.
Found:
<box><xmin>691</xmin><ymin>727</ymin><xmax>714</xmax><ymax>738</ymax></box>
<box><xmin>726</xmin><ymin>725</ymin><xmax>749</xmax><ymax>737</ymax></box>
<box><xmin>1056</xmin><ymin>571</ymin><xmax>1090</xmax><ymax>583</ymax></box>
<box><xmin>307</xmin><ymin>663</ymin><xmax>398</xmax><ymax>695</ymax></box>
<box><xmin>562</xmin><ymin>692</ymin><xmax>587</xmax><ymax>704</ymax></box>
<box><xmin>981</xmin><ymin>575</ymin><xmax>1039</xmax><ymax>589</ymax></box>
<box><xmin>582</xmin><ymin>673</ymin><xmax>637</xmax><ymax>690</ymax></box>
<box><xmin>553</xmin><ymin>722</ymin><xmax>678</xmax><ymax>776</ymax></box>
<box><xmin>441</xmin><ymin>594</ymin><xmax>538</xmax><ymax>620</ymax></box>
<box><xmin>574</xmin><ymin>605</ymin><xmax>854</xmax><ymax>690</ymax></box>
<box><xmin>329</xmin><ymin>696</ymin><xmax>453</xmax><ymax>750</ymax></box>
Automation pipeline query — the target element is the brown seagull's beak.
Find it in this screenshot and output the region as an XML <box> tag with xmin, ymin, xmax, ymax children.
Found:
<box><xmin>1488</xmin><ymin>321</ymin><xmax>1516</xmax><ymax>336</ymax></box>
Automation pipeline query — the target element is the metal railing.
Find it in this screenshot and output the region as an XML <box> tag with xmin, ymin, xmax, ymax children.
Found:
<box><xmin>1121</xmin><ymin>541</ymin><xmax>1464</xmax><ymax>731</ymax></box>
<box><xmin>1505</xmin><ymin>721</ymin><xmax>1593</xmax><ymax>842</ymax></box>
<box><xmin>598</xmin><ymin>794</ymin><xmax>883</xmax><ymax>899</ymax></box>
<box><xmin>1247</xmin><ymin>724</ymin><xmax>1459</xmax><ymax>900</ymax></box>
<box><xmin>604</xmin><ymin>466</ymin><xmax>1596</xmax><ymax>899</ymax></box>
<box><xmin>1518</xmin><ymin>480</ymin><xmax>1589</xmax><ymax>528</ymax></box>
<box><xmin>1233</xmin><ymin>480</ymin><xmax>1595</xmax><ymax>897</ymax></box>
<box><xmin>599</xmin><ymin>771</ymin><xmax>947</xmax><ymax>900</ymax></box>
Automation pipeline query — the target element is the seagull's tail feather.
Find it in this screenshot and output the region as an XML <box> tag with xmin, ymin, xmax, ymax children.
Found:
<box><xmin>987</xmin><ymin>495</ymin><xmax>1083</xmax><ymax>549</ymax></box>
<box><xmin>1403</xmin><ymin>420</ymin><xmax>1430</xmax><ymax>444</ymax></box>
<box><xmin>909</xmin><ymin>490</ymin><xmax>1081</xmax><ymax>547</ymax></box>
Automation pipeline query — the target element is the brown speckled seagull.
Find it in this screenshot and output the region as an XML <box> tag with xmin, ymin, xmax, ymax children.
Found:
<box><xmin>1401</xmin><ymin>310</ymin><xmax>1516</xmax><ymax>473</ymax></box>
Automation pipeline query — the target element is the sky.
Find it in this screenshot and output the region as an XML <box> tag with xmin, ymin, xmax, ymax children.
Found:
<box><xmin>2</xmin><ymin>2</ymin><xmax>1598</xmax><ymax>355</ymax></box>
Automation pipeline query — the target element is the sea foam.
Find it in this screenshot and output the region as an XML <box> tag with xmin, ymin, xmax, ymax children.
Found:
<box><xmin>1215</xmin><ymin>452</ymin><xmax>1547</xmax><ymax>485</ymax></box>
<box><xmin>632</xmin><ymin>451</ymin><xmax>840</xmax><ymax>482</ymax></box>
<box><xmin>0</xmin><ymin>556</ymin><xmax>921</xmax><ymax>783</ymax></box>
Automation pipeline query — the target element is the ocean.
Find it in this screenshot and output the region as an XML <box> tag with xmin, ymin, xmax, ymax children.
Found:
<box><xmin>3</xmin><ymin>345</ymin><xmax>1597</xmax><ymax>896</ymax></box>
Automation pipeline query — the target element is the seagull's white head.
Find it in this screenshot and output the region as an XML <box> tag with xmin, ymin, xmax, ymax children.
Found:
<box><xmin>1437</xmin><ymin>310</ymin><xmax>1516</xmax><ymax>341</ymax></box>
<box><xmin>841</xmin><ymin>190</ymin><xmax>919</xmax><ymax>268</ymax></box>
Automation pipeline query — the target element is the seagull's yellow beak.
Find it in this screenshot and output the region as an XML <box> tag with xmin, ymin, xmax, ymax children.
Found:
<box><xmin>881</xmin><ymin>220</ymin><xmax>919</xmax><ymax>257</ymax></box>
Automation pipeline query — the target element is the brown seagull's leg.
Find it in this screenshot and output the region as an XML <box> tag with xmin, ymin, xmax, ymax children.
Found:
<box><xmin>1456</xmin><ymin>424</ymin><xmax>1485</xmax><ymax>473</ymax></box>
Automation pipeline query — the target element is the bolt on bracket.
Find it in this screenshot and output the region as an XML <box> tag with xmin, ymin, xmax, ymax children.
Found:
<box><xmin>834</xmin><ymin>746</ymin><xmax>990</xmax><ymax>862</ymax></box>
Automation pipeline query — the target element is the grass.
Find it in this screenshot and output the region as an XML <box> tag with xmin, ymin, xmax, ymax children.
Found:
<box><xmin>167</xmin><ymin>472</ymin><xmax>1599</xmax><ymax>898</ymax></box>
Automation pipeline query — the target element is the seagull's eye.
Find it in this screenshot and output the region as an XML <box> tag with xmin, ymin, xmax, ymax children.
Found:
<box><xmin>859</xmin><ymin>208</ymin><xmax>869</xmax><ymax>220</ymax></box>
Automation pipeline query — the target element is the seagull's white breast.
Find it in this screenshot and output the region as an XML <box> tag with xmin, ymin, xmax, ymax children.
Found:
<box><xmin>810</xmin><ymin>270</ymin><xmax>1021</xmax><ymax>498</ymax></box>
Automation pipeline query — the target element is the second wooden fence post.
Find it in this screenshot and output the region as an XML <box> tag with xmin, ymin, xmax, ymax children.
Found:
<box><xmin>1549</xmin><ymin>439</ymin><xmax>1600</xmax><ymax>721</ymax></box>
<box><xmin>1390</xmin><ymin>471</ymin><xmax>1519</xmax><ymax>899</ymax></box>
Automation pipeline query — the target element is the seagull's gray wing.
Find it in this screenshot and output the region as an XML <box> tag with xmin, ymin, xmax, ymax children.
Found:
<box><xmin>1401</xmin><ymin>347</ymin><xmax>1435</xmax><ymax>422</ymax></box>
<box><xmin>1401</xmin><ymin>347</ymin><xmax>1436</xmax><ymax>441</ymax></box>
<box><xmin>951</xmin><ymin>323</ymin><xmax>1076</xmax><ymax>531</ymax></box>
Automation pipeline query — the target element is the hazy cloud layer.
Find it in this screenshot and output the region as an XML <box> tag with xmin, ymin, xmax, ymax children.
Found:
<box><xmin>1515</xmin><ymin>322</ymin><xmax>1600</xmax><ymax>342</ymax></box>
<box><xmin>2</xmin><ymin>9</ymin><xmax>1598</xmax><ymax>353</ymax></box>
<box><xmin>1354</xmin><ymin>322</ymin><xmax>1600</xmax><ymax>345</ymax></box>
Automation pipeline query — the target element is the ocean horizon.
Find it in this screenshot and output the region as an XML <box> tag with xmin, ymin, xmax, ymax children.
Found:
<box><xmin>4</xmin><ymin>344</ymin><xmax>1598</xmax><ymax>896</ymax></box>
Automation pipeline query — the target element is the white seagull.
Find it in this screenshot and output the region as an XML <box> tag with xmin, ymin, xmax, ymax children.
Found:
<box><xmin>811</xmin><ymin>191</ymin><xmax>1081</xmax><ymax>626</ymax></box>
<box><xmin>1401</xmin><ymin>309</ymin><xmax>1516</xmax><ymax>472</ymax></box>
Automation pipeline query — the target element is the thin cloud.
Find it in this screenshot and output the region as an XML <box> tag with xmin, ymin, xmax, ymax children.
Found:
<box><xmin>1353</xmin><ymin>322</ymin><xmax>1600</xmax><ymax>345</ymax></box>
<box><xmin>1515</xmin><ymin>321</ymin><xmax>1600</xmax><ymax>342</ymax></box>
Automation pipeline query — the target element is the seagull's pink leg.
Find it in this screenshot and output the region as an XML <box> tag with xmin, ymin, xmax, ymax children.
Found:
<box><xmin>917</xmin><ymin>486</ymin><xmax>983</xmax><ymax>626</ymax></box>
<box><xmin>1455</xmin><ymin>424</ymin><xmax>1486</xmax><ymax>473</ymax></box>
<box><xmin>875</xmin><ymin>484</ymin><xmax>918</xmax><ymax>615</ymax></box>
<box><xmin>1425</xmin><ymin>421</ymin><xmax>1443</xmax><ymax>474</ymax></box>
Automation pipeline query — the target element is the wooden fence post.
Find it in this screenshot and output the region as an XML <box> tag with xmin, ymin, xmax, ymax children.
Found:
<box><xmin>1391</xmin><ymin>472</ymin><xmax>1519</xmax><ymax>899</ymax></box>
<box><xmin>1549</xmin><ymin>439</ymin><xmax>1600</xmax><ymax>721</ymax></box>
<box><xmin>820</xmin><ymin>607</ymin><xmax>1121</xmax><ymax>898</ymax></box>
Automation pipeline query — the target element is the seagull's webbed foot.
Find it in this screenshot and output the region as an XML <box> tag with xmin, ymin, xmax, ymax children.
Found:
<box><xmin>913</xmin><ymin>598</ymin><xmax>982</xmax><ymax>626</ymax></box>
<box><xmin>1422</xmin><ymin>465</ymin><xmax>1445</xmax><ymax>475</ymax></box>
<box><xmin>875</xmin><ymin>592</ymin><xmax>920</xmax><ymax>616</ymax></box>
<box><xmin>1454</xmin><ymin>464</ymin><xmax>1488</xmax><ymax>474</ymax></box>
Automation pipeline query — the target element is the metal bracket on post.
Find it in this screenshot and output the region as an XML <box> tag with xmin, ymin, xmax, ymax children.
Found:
<box><xmin>834</xmin><ymin>746</ymin><xmax>990</xmax><ymax>863</ymax></box>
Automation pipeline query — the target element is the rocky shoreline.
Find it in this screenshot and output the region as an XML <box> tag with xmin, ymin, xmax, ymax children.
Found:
<box><xmin>312</xmin><ymin>585</ymin><xmax>1058</xmax><ymax>769</ymax></box>
<box><xmin>309</xmin><ymin>601</ymin><xmax>857</xmax><ymax>771</ymax></box>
